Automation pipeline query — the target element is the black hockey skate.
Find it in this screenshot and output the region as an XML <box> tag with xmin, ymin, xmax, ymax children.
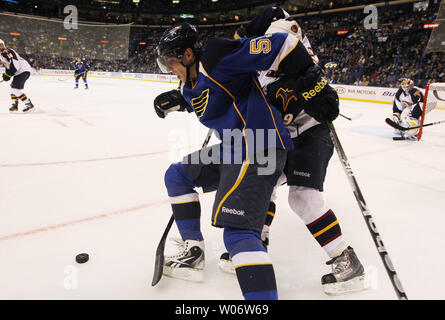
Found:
<box><xmin>9</xmin><ymin>101</ymin><xmax>18</xmax><ymax>112</ymax></box>
<box><xmin>163</xmin><ymin>239</ymin><xmax>205</xmax><ymax>282</ymax></box>
<box><xmin>321</xmin><ymin>246</ymin><xmax>367</xmax><ymax>295</ymax></box>
<box><xmin>22</xmin><ymin>101</ymin><xmax>35</xmax><ymax>113</ymax></box>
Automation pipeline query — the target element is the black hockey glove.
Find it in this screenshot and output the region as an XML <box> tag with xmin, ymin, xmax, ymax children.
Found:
<box><xmin>2</xmin><ymin>73</ymin><xmax>11</xmax><ymax>82</ymax></box>
<box><xmin>153</xmin><ymin>88</ymin><xmax>193</xmax><ymax>119</ymax></box>
<box><xmin>295</xmin><ymin>66</ymin><xmax>339</xmax><ymax>123</ymax></box>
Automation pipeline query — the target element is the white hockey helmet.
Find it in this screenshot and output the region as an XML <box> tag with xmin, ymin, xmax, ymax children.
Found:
<box><xmin>0</xmin><ymin>39</ymin><xmax>5</xmax><ymax>46</ymax></box>
<box><xmin>400</xmin><ymin>78</ymin><xmax>414</xmax><ymax>93</ymax></box>
<box><xmin>265</xmin><ymin>19</ymin><xmax>302</xmax><ymax>40</ymax></box>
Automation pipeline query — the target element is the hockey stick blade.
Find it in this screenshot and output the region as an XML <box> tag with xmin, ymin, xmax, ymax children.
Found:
<box><xmin>151</xmin><ymin>129</ymin><xmax>214</xmax><ymax>287</ymax></box>
<box><xmin>151</xmin><ymin>215</ymin><xmax>175</xmax><ymax>286</ymax></box>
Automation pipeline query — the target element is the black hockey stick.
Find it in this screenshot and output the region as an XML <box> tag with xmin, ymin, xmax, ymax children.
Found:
<box><xmin>328</xmin><ymin>122</ymin><xmax>408</xmax><ymax>300</ymax></box>
<box><xmin>339</xmin><ymin>112</ymin><xmax>362</xmax><ymax>121</ymax></box>
<box><xmin>151</xmin><ymin>129</ymin><xmax>214</xmax><ymax>286</ymax></box>
<box><xmin>385</xmin><ymin>118</ymin><xmax>445</xmax><ymax>131</ymax></box>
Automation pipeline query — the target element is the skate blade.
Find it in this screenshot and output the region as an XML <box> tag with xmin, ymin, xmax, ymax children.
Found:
<box><xmin>218</xmin><ymin>259</ymin><xmax>236</xmax><ymax>275</ymax></box>
<box><xmin>23</xmin><ymin>108</ymin><xmax>36</xmax><ymax>114</ymax></box>
<box><xmin>322</xmin><ymin>274</ymin><xmax>369</xmax><ymax>296</ymax></box>
<box><xmin>163</xmin><ymin>266</ymin><xmax>204</xmax><ymax>282</ymax></box>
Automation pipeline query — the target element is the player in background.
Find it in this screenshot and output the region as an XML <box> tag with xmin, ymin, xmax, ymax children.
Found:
<box><xmin>391</xmin><ymin>78</ymin><xmax>424</xmax><ymax>140</ymax></box>
<box><xmin>73</xmin><ymin>58</ymin><xmax>89</xmax><ymax>89</ymax></box>
<box><xmin>219</xmin><ymin>7</ymin><xmax>367</xmax><ymax>296</ymax></box>
<box><xmin>153</xmin><ymin>21</ymin><xmax>334</xmax><ymax>299</ymax></box>
<box><xmin>0</xmin><ymin>39</ymin><xmax>35</xmax><ymax>113</ymax></box>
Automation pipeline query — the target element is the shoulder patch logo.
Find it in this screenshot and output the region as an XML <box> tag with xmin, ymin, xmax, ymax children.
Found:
<box><xmin>276</xmin><ymin>88</ymin><xmax>298</xmax><ymax>112</ymax></box>
<box><xmin>191</xmin><ymin>88</ymin><xmax>210</xmax><ymax>119</ymax></box>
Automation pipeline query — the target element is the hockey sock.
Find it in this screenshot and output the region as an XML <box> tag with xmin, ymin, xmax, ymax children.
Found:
<box><xmin>261</xmin><ymin>201</ymin><xmax>275</xmax><ymax>246</ymax></box>
<box><xmin>264</xmin><ymin>201</ymin><xmax>275</xmax><ymax>228</ymax></box>
<box><xmin>288</xmin><ymin>186</ymin><xmax>347</xmax><ymax>258</ymax></box>
<box><xmin>10</xmin><ymin>94</ymin><xmax>18</xmax><ymax>102</ymax></box>
<box><xmin>224</xmin><ymin>227</ymin><xmax>278</xmax><ymax>300</ymax></box>
<box><xmin>306</xmin><ymin>209</ymin><xmax>347</xmax><ymax>258</ymax></box>
<box><xmin>170</xmin><ymin>198</ymin><xmax>203</xmax><ymax>241</ymax></box>
<box><xmin>18</xmin><ymin>94</ymin><xmax>30</xmax><ymax>104</ymax></box>
<box><xmin>165</xmin><ymin>162</ymin><xmax>203</xmax><ymax>241</ymax></box>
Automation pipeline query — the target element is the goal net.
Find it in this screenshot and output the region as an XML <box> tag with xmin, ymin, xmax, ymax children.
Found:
<box><xmin>418</xmin><ymin>82</ymin><xmax>445</xmax><ymax>140</ymax></box>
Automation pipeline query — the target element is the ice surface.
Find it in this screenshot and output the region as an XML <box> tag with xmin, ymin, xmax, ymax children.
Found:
<box><xmin>0</xmin><ymin>75</ymin><xmax>444</xmax><ymax>300</ymax></box>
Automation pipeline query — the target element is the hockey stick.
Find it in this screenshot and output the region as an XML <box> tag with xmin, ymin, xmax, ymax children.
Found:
<box><xmin>328</xmin><ymin>122</ymin><xmax>408</xmax><ymax>300</ymax></box>
<box><xmin>151</xmin><ymin>129</ymin><xmax>214</xmax><ymax>286</ymax></box>
<box><xmin>339</xmin><ymin>112</ymin><xmax>362</xmax><ymax>121</ymax></box>
<box><xmin>385</xmin><ymin>118</ymin><xmax>445</xmax><ymax>131</ymax></box>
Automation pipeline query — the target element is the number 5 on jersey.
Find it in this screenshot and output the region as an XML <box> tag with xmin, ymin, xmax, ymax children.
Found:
<box><xmin>250</xmin><ymin>38</ymin><xmax>271</xmax><ymax>54</ymax></box>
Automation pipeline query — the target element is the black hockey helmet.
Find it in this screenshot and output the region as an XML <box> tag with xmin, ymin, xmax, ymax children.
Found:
<box><xmin>156</xmin><ymin>22</ymin><xmax>202</xmax><ymax>73</ymax></box>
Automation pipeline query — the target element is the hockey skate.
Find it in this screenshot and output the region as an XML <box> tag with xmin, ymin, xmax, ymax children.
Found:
<box><xmin>321</xmin><ymin>246</ymin><xmax>367</xmax><ymax>295</ymax></box>
<box><xmin>22</xmin><ymin>101</ymin><xmax>35</xmax><ymax>113</ymax></box>
<box><xmin>218</xmin><ymin>233</ymin><xmax>269</xmax><ymax>275</ymax></box>
<box><xmin>9</xmin><ymin>101</ymin><xmax>18</xmax><ymax>112</ymax></box>
<box><xmin>163</xmin><ymin>238</ymin><xmax>205</xmax><ymax>282</ymax></box>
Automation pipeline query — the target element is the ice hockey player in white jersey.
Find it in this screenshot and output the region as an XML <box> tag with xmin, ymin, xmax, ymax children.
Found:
<box><xmin>0</xmin><ymin>39</ymin><xmax>34</xmax><ymax>113</ymax></box>
<box><xmin>391</xmin><ymin>78</ymin><xmax>424</xmax><ymax>140</ymax></box>
<box><xmin>220</xmin><ymin>7</ymin><xmax>367</xmax><ymax>296</ymax></box>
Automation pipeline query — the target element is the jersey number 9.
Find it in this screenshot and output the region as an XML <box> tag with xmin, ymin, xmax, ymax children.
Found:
<box><xmin>283</xmin><ymin>113</ymin><xmax>294</xmax><ymax>125</ymax></box>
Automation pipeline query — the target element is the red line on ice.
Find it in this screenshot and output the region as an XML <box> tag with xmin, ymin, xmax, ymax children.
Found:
<box><xmin>0</xmin><ymin>199</ymin><xmax>171</xmax><ymax>242</ymax></box>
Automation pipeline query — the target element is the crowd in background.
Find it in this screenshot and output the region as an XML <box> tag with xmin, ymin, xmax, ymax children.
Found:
<box><xmin>2</xmin><ymin>1</ymin><xmax>444</xmax><ymax>88</ymax></box>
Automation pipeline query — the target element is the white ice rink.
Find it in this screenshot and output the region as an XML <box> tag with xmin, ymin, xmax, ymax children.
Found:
<box><xmin>1</xmin><ymin>75</ymin><xmax>444</xmax><ymax>300</ymax></box>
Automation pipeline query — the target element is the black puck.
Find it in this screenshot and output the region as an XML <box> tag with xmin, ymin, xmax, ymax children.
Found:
<box><xmin>75</xmin><ymin>253</ymin><xmax>89</xmax><ymax>264</ymax></box>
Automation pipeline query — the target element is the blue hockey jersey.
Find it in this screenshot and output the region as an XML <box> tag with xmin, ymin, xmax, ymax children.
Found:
<box><xmin>180</xmin><ymin>32</ymin><xmax>312</xmax><ymax>161</ymax></box>
<box><xmin>74</xmin><ymin>60</ymin><xmax>89</xmax><ymax>75</ymax></box>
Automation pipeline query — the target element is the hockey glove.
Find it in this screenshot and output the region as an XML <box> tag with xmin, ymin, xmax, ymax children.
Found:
<box><xmin>296</xmin><ymin>66</ymin><xmax>339</xmax><ymax>122</ymax></box>
<box><xmin>2</xmin><ymin>73</ymin><xmax>11</xmax><ymax>82</ymax></box>
<box><xmin>153</xmin><ymin>88</ymin><xmax>193</xmax><ymax>119</ymax></box>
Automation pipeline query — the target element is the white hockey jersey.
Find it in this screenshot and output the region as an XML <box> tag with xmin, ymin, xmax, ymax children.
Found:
<box><xmin>258</xmin><ymin>20</ymin><xmax>321</xmax><ymax>138</ymax></box>
<box><xmin>1</xmin><ymin>48</ymin><xmax>33</xmax><ymax>77</ymax></box>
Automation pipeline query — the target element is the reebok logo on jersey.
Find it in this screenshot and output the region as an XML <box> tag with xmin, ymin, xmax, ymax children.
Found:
<box><xmin>293</xmin><ymin>170</ymin><xmax>311</xmax><ymax>178</ymax></box>
<box><xmin>302</xmin><ymin>77</ymin><xmax>328</xmax><ymax>101</ymax></box>
<box><xmin>222</xmin><ymin>206</ymin><xmax>245</xmax><ymax>216</ymax></box>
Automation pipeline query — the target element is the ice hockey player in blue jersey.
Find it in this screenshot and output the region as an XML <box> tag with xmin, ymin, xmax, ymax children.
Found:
<box><xmin>153</xmin><ymin>21</ymin><xmax>336</xmax><ymax>300</ymax></box>
<box><xmin>73</xmin><ymin>58</ymin><xmax>89</xmax><ymax>89</ymax></box>
<box><xmin>0</xmin><ymin>38</ymin><xmax>35</xmax><ymax>112</ymax></box>
<box><xmin>391</xmin><ymin>78</ymin><xmax>424</xmax><ymax>140</ymax></box>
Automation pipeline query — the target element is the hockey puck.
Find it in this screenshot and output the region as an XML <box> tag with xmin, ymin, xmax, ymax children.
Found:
<box><xmin>75</xmin><ymin>253</ymin><xmax>89</xmax><ymax>264</ymax></box>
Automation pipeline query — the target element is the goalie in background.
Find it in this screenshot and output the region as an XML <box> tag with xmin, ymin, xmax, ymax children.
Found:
<box><xmin>391</xmin><ymin>78</ymin><xmax>424</xmax><ymax>140</ymax></box>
